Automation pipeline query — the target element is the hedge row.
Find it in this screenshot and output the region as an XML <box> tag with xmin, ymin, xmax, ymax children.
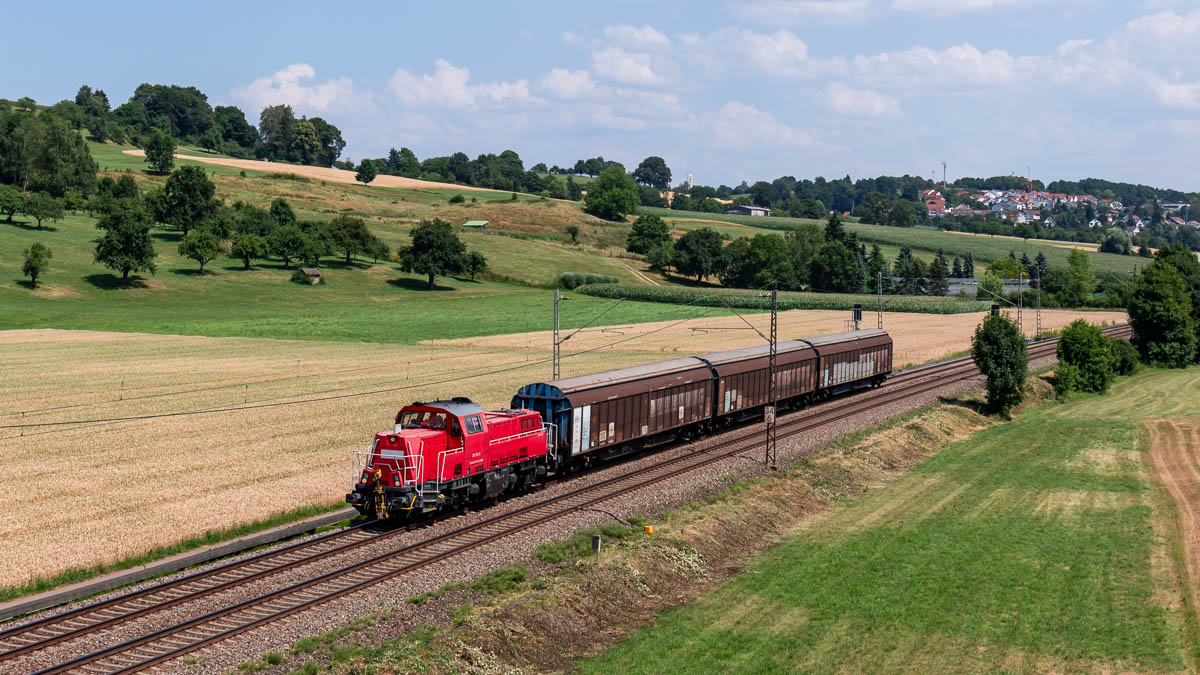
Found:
<box><xmin>573</xmin><ymin>284</ymin><xmax>992</xmax><ymax>314</ymax></box>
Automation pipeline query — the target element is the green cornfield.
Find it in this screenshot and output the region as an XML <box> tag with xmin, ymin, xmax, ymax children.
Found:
<box><xmin>574</xmin><ymin>284</ymin><xmax>992</xmax><ymax>314</ymax></box>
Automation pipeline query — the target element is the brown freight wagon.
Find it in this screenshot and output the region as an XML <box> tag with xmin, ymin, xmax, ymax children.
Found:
<box><xmin>699</xmin><ymin>329</ymin><xmax>893</xmax><ymax>423</ymax></box>
<box><xmin>512</xmin><ymin>357</ymin><xmax>714</xmax><ymax>461</ymax></box>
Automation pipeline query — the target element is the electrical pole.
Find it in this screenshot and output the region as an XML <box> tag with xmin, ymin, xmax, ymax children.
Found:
<box><xmin>765</xmin><ymin>281</ymin><xmax>778</xmax><ymax>471</ymax></box>
<box><xmin>1036</xmin><ymin>269</ymin><xmax>1042</xmax><ymax>340</ymax></box>
<box><xmin>1017</xmin><ymin>268</ymin><xmax>1023</xmax><ymax>337</ymax></box>
<box><xmin>552</xmin><ymin>289</ymin><xmax>562</xmax><ymax>380</ymax></box>
<box><xmin>942</xmin><ymin>161</ymin><xmax>947</xmax><ymax>189</ymax></box>
<box><xmin>877</xmin><ymin>270</ymin><xmax>884</xmax><ymax>329</ymax></box>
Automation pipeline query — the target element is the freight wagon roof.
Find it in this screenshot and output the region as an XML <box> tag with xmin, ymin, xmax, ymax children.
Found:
<box><xmin>698</xmin><ymin>339</ymin><xmax>815</xmax><ymax>366</ymax></box>
<box><xmin>805</xmin><ymin>328</ymin><xmax>889</xmax><ymax>346</ymax></box>
<box><xmin>544</xmin><ymin>356</ymin><xmax>709</xmax><ymax>394</ymax></box>
<box><xmin>699</xmin><ymin>329</ymin><xmax>889</xmax><ymax>365</ymax></box>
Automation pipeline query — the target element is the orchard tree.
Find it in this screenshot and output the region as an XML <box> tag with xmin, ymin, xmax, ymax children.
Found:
<box><xmin>269</xmin><ymin>198</ymin><xmax>296</xmax><ymax>228</ymax></box>
<box><xmin>23</xmin><ymin>192</ymin><xmax>63</xmax><ymax>229</ymax></box>
<box><xmin>0</xmin><ymin>185</ymin><xmax>24</xmax><ymax>222</ymax></box>
<box><xmin>229</xmin><ymin>233</ymin><xmax>269</xmax><ymax>269</ymax></box>
<box><xmin>144</xmin><ymin>130</ymin><xmax>176</xmax><ymax>174</ymax></box>
<box><xmin>626</xmin><ymin>214</ymin><xmax>671</xmax><ymax>254</ymax></box>
<box><xmin>178</xmin><ymin>230</ymin><xmax>220</xmax><ymax>272</ymax></box>
<box><xmin>1128</xmin><ymin>259</ymin><xmax>1195</xmax><ymax>367</ymax></box>
<box><xmin>326</xmin><ymin>214</ymin><xmax>371</xmax><ymax>264</ymax></box>
<box><xmin>399</xmin><ymin>218</ymin><xmax>466</xmax><ymax>289</ymax></box>
<box><xmin>584</xmin><ymin>167</ymin><xmax>639</xmax><ymax>221</ymax></box>
<box><xmin>355</xmin><ymin>160</ymin><xmax>377</xmax><ymax>185</ymax></box>
<box><xmin>21</xmin><ymin>242</ymin><xmax>51</xmax><ymax>288</ymax></box>
<box><xmin>269</xmin><ymin>224</ymin><xmax>307</xmax><ymax>269</ymax></box>
<box><xmin>673</xmin><ymin>227</ymin><xmax>724</xmax><ymax>282</ymax></box>
<box><xmin>632</xmin><ymin>156</ymin><xmax>672</xmax><ymax>189</ymax></box>
<box><xmin>94</xmin><ymin>200</ymin><xmax>157</xmax><ymax>283</ymax></box>
<box><xmin>465</xmin><ymin>250</ymin><xmax>489</xmax><ymax>280</ymax></box>
<box><xmin>971</xmin><ymin>313</ymin><xmax>1027</xmax><ymax>414</ymax></box>
<box><xmin>565</xmin><ymin>225</ymin><xmax>580</xmax><ymax>244</ymax></box>
<box><xmin>162</xmin><ymin>166</ymin><xmax>217</xmax><ymax>236</ymax></box>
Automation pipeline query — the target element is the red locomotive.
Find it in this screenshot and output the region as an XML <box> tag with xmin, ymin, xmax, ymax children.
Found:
<box><xmin>346</xmin><ymin>398</ymin><xmax>549</xmax><ymax>519</ymax></box>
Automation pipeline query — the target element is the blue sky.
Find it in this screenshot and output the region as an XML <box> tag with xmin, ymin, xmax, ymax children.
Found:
<box><xmin>5</xmin><ymin>0</ymin><xmax>1200</xmax><ymax>190</ymax></box>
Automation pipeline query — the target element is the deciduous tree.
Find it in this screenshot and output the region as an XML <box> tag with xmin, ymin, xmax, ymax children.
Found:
<box><xmin>162</xmin><ymin>166</ymin><xmax>217</xmax><ymax>236</ymax></box>
<box><xmin>971</xmin><ymin>313</ymin><xmax>1027</xmax><ymax>414</ymax></box>
<box><xmin>21</xmin><ymin>242</ymin><xmax>50</xmax><ymax>288</ymax></box>
<box><xmin>626</xmin><ymin>214</ymin><xmax>671</xmax><ymax>254</ymax></box>
<box><xmin>94</xmin><ymin>200</ymin><xmax>157</xmax><ymax>283</ymax></box>
<box><xmin>269</xmin><ymin>225</ymin><xmax>307</xmax><ymax>269</ymax></box>
<box><xmin>1128</xmin><ymin>259</ymin><xmax>1195</xmax><ymax>367</ymax></box>
<box><xmin>399</xmin><ymin>218</ymin><xmax>466</xmax><ymax>289</ymax></box>
<box><xmin>465</xmin><ymin>250</ymin><xmax>489</xmax><ymax>280</ymax></box>
<box><xmin>632</xmin><ymin>156</ymin><xmax>672</xmax><ymax>189</ymax></box>
<box><xmin>673</xmin><ymin>227</ymin><xmax>724</xmax><ymax>282</ymax></box>
<box><xmin>583</xmin><ymin>167</ymin><xmax>639</xmax><ymax>221</ymax></box>
<box><xmin>229</xmin><ymin>233</ymin><xmax>269</xmax><ymax>269</ymax></box>
<box><xmin>23</xmin><ymin>192</ymin><xmax>62</xmax><ymax>229</ymax></box>
<box><xmin>144</xmin><ymin>130</ymin><xmax>175</xmax><ymax>174</ymax></box>
<box><xmin>355</xmin><ymin>160</ymin><xmax>377</xmax><ymax>185</ymax></box>
<box><xmin>178</xmin><ymin>230</ymin><xmax>219</xmax><ymax>272</ymax></box>
<box><xmin>0</xmin><ymin>185</ymin><xmax>24</xmax><ymax>222</ymax></box>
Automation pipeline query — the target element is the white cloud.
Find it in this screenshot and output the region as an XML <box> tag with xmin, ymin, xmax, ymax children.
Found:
<box><xmin>603</xmin><ymin>24</ymin><xmax>671</xmax><ymax>50</ymax></box>
<box><xmin>851</xmin><ymin>43</ymin><xmax>1023</xmax><ymax>88</ymax></box>
<box><xmin>733</xmin><ymin>0</ymin><xmax>874</xmax><ymax>25</ymax></box>
<box><xmin>387</xmin><ymin>59</ymin><xmax>540</xmax><ymax>109</ymax></box>
<box><xmin>684</xmin><ymin>27</ymin><xmax>839</xmax><ymax>78</ymax></box>
<box><xmin>231</xmin><ymin>63</ymin><xmax>365</xmax><ymax>113</ymax></box>
<box><xmin>539</xmin><ymin>68</ymin><xmax>602</xmax><ymax>99</ymax></box>
<box><xmin>1148</xmin><ymin>76</ymin><xmax>1200</xmax><ymax>109</ymax></box>
<box><xmin>825</xmin><ymin>82</ymin><xmax>901</xmax><ymax>117</ymax></box>
<box><xmin>592</xmin><ymin>47</ymin><xmax>665</xmax><ymax>85</ymax></box>
<box><xmin>706</xmin><ymin>101</ymin><xmax>815</xmax><ymax>149</ymax></box>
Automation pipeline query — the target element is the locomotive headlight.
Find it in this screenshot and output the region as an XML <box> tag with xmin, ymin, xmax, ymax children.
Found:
<box><xmin>392</xmin><ymin>475</ymin><xmax>400</xmax><ymax>486</ymax></box>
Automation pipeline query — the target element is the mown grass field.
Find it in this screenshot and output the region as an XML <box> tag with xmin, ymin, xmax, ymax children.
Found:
<box><xmin>583</xmin><ymin>370</ymin><xmax>1199</xmax><ymax>673</ymax></box>
<box><xmin>643</xmin><ymin>206</ymin><xmax>1141</xmax><ymax>278</ymax></box>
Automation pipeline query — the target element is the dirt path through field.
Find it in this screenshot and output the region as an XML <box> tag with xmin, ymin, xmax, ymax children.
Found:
<box><xmin>120</xmin><ymin>149</ymin><xmax>497</xmax><ymax>192</ymax></box>
<box><xmin>617</xmin><ymin>260</ymin><xmax>661</xmax><ymax>286</ymax></box>
<box><xmin>1147</xmin><ymin>418</ymin><xmax>1200</xmax><ymax>605</ymax></box>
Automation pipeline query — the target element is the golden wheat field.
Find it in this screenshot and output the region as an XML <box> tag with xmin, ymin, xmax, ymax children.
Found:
<box><xmin>0</xmin><ymin>309</ymin><xmax>1125</xmax><ymax>588</ymax></box>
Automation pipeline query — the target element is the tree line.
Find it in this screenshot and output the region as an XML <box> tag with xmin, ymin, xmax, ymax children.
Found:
<box><xmin>2</xmin><ymin>85</ymin><xmax>345</xmax><ymax>167</ymax></box>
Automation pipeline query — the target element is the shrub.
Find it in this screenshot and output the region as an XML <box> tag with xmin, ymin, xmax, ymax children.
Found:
<box><xmin>448</xmin><ymin>194</ymin><xmax>465</xmax><ymax>204</ymax></box>
<box><xmin>1108</xmin><ymin>338</ymin><xmax>1139</xmax><ymax>376</ymax></box>
<box><xmin>1053</xmin><ymin>363</ymin><xmax>1080</xmax><ymax>397</ymax></box>
<box><xmin>1056</xmin><ymin>319</ymin><xmax>1115</xmax><ymax>394</ymax></box>
<box><xmin>558</xmin><ymin>272</ymin><xmax>620</xmax><ymax>289</ymax></box>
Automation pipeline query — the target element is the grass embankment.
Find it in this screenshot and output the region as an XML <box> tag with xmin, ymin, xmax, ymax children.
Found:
<box><xmin>584</xmin><ymin>370</ymin><xmax>1195</xmax><ymax>673</ymax></box>
<box><xmin>643</xmin><ymin>206</ymin><xmax>1141</xmax><ymax>278</ymax></box>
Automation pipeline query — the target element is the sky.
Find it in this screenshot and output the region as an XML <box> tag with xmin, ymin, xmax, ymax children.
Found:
<box><xmin>4</xmin><ymin>0</ymin><xmax>1200</xmax><ymax>191</ymax></box>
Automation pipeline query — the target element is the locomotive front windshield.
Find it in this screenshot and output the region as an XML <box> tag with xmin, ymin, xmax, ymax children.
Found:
<box><xmin>398</xmin><ymin>410</ymin><xmax>448</xmax><ymax>430</ymax></box>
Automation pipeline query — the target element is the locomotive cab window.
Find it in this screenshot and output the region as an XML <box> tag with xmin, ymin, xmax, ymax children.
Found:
<box><xmin>463</xmin><ymin>415</ymin><xmax>484</xmax><ymax>434</ymax></box>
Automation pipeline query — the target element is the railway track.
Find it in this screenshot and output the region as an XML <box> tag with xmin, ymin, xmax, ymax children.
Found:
<box><xmin>18</xmin><ymin>326</ymin><xmax>1129</xmax><ymax>673</ymax></box>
